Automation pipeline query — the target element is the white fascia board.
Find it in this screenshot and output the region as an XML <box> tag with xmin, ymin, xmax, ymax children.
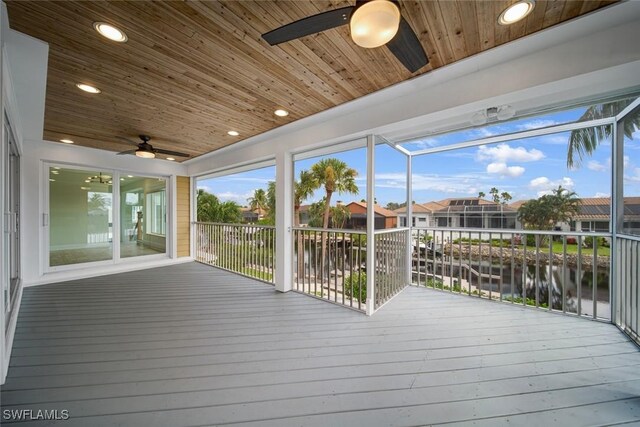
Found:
<box><xmin>186</xmin><ymin>1</ymin><xmax>640</xmax><ymax>177</ymax></box>
<box><xmin>4</xmin><ymin>29</ymin><xmax>48</xmax><ymax>143</ymax></box>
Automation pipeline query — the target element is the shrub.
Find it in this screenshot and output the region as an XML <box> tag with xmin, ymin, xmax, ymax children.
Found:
<box><xmin>344</xmin><ymin>272</ymin><xmax>367</xmax><ymax>303</ymax></box>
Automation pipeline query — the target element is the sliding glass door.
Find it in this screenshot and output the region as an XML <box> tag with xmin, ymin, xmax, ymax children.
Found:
<box><xmin>3</xmin><ymin>117</ymin><xmax>20</xmax><ymax>329</ymax></box>
<box><xmin>46</xmin><ymin>165</ymin><xmax>168</xmax><ymax>270</ymax></box>
<box><xmin>48</xmin><ymin>167</ymin><xmax>114</xmax><ymax>267</ymax></box>
<box><xmin>120</xmin><ymin>175</ymin><xmax>166</xmax><ymax>258</ymax></box>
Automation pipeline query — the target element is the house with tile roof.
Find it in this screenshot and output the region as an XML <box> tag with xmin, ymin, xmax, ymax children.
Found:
<box><xmin>346</xmin><ymin>201</ymin><xmax>398</xmax><ymax>230</ymax></box>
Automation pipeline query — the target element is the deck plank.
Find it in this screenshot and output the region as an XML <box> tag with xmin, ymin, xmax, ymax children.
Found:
<box><xmin>2</xmin><ymin>262</ymin><xmax>639</xmax><ymax>426</ymax></box>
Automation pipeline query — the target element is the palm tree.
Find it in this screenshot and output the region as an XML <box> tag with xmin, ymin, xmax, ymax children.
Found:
<box><xmin>567</xmin><ymin>99</ymin><xmax>640</xmax><ymax>168</ymax></box>
<box><xmin>265</xmin><ymin>181</ymin><xmax>276</xmax><ymax>225</ymax></box>
<box><xmin>292</xmin><ymin>170</ymin><xmax>320</xmax><ymax>281</ymax></box>
<box><xmin>197</xmin><ymin>189</ymin><xmax>241</xmax><ymax>223</ymax></box>
<box><xmin>311</xmin><ymin>158</ymin><xmax>358</xmax><ymax>282</ymax></box>
<box><xmin>294</xmin><ymin>170</ymin><xmax>319</xmax><ymax>226</ymax></box>
<box><xmin>330</xmin><ymin>204</ymin><xmax>351</xmax><ymax>229</ymax></box>
<box><xmin>311</xmin><ymin>158</ymin><xmax>359</xmax><ymax>230</ymax></box>
<box><xmin>247</xmin><ymin>188</ymin><xmax>267</xmax><ymax>220</ymax></box>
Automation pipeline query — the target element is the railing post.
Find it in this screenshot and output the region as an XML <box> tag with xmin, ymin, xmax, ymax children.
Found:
<box><xmin>405</xmin><ymin>152</ymin><xmax>412</xmax><ymax>286</ymax></box>
<box><xmin>366</xmin><ymin>135</ymin><xmax>376</xmax><ymax>315</ymax></box>
<box><xmin>275</xmin><ymin>151</ymin><xmax>293</xmax><ymax>293</ymax></box>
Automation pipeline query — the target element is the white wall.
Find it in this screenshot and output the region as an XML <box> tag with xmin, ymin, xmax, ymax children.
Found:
<box><xmin>21</xmin><ymin>140</ymin><xmax>189</xmax><ymax>286</ymax></box>
<box><xmin>186</xmin><ymin>1</ymin><xmax>640</xmax><ymax>177</ymax></box>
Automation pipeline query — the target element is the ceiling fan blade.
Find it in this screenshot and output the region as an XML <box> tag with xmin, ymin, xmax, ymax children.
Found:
<box><xmin>386</xmin><ymin>17</ymin><xmax>429</xmax><ymax>73</ymax></box>
<box><xmin>116</xmin><ymin>136</ymin><xmax>141</xmax><ymax>147</ymax></box>
<box><xmin>117</xmin><ymin>149</ymin><xmax>138</xmax><ymax>155</ymax></box>
<box><xmin>154</xmin><ymin>148</ymin><xmax>190</xmax><ymax>157</ymax></box>
<box><xmin>262</xmin><ymin>6</ymin><xmax>354</xmax><ymax>45</ymax></box>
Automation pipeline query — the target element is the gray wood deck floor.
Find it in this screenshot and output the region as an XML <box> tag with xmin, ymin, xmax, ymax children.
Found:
<box><xmin>2</xmin><ymin>262</ymin><xmax>640</xmax><ymax>426</ymax></box>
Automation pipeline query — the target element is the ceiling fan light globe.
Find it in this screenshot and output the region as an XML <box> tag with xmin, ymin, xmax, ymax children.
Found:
<box><xmin>135</xmin><ymin>149</ymin><xmax>156</xmax><ymax>159</ymax></box>
<box><xmin>350</xmin><ymin>0</ymin><xmax>400</xmax><ymax>48</ymax></box>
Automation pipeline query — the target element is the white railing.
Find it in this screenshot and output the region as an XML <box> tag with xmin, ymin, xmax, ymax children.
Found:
<box><xmin>411</xmin><ymin>227</ymin><xmax>612</xmax><ymax>320</ymax></box>
<box><xmin>374</xmin><ymin>228</ymin><xmax>410</xmax><ymax>309</ymax></box>
<box><xmin>615</xmin><ymin>235</ymin><xmax>640</xmax><ymax>345</ymax></box>
<box><xmin>194</xmin><ymin>222</ymin><xmax>275</xmax><ymax>284</ymax></box>
<box><xmin>292</xmin><ymin>227</ymin><xmax>367</xmax><ymax>311</ymax></box>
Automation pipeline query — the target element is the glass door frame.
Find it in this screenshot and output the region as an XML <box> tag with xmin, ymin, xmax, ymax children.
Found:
<box><xmin>42</xmin><ymin>161</ymin><xmax>171</xmax><ymax>273</ymax></box>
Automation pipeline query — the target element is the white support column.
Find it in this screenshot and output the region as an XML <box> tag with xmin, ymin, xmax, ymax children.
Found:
<box><xmin>275</xmin><ymin>150</ymin><xmax>293</xmax><ymax>293</ymax></box>
<box><xmin>366</xmin><ymin>135</ymin><xmax>376</xmax><ymax>315</ymax></box>
<box><xmin>611</xmin><ymin>117</ymin><xmax>623</xmax><ymax>323</ymax></box>
<box><xmin>405</xmin><ymin>153</ymin><xmax>412</xmax><ymax>285</ymax></box>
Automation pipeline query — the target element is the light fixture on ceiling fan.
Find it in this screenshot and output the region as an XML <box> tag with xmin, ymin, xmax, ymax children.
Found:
<box><xmin>116</xmin><ymin>135</ymin><xmax>190</xmax><ymax>159</ymax></box>
<box><xmin>261</xmin><ymin>0</ymin><xmax>428</xmax><ymax>73</ymax></box>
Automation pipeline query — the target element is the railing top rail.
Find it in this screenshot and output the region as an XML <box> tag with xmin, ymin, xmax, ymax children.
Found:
<box><xmin>291</xmin><ymin>226</ymin><xmax>368</xmax><ymax>235</ymax></box>
<box><xmin>374</xmin><ymin>227</ymin><xmax>411</xmax><ymax>235</ymax></box>
<box><xmin>410</xmin><ymin>226</ymin><xmax>611</xmax><ymax>238</ymax></box>
<box><xmin>194</xmin><ymin>221</ymin><xmax>276</xmax><ymax>229</ymax></box>
<box><xmin>617</xmin><ymin>233</ymin><xmax>640</xmax><ymax>243</ymax></box>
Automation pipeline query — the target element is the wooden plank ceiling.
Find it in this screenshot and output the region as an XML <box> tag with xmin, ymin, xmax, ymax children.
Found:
<box><xmin>6</xmin><ymin>0</ymin><xmax>617</xmax><ymax>161</ymax></box>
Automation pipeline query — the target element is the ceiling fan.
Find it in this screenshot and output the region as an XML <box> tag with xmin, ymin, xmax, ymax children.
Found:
<box><xmin>261</xmin><ymin>0</ymin><xmax>428</xmax><ymax>73</ymax></box>
<box><xmin>116</xmin><ymin>135</ymin><xmax>190</xmax><ymax>159</ymax></box>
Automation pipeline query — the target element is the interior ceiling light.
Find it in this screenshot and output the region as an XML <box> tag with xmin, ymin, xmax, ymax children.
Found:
<box><xmin>274</xmin><ymin>109</ymin><xmax>289</xmax><ymax>117</ymax></box>
<box><xmin>51</xmin><ymin>170</ymin><xmax>59</xmax><ymax>175</ymax></box>
<box><xmin>76</xmin><ymin>83</ymin><xmax>101</xmax><ymax>94</ymax></box>
<box><xmin>93</xmin><ymin>22</ymin><xmax>128</xmax><ymax>42</ymax></box>
<box><xmin>135</xmin><ymin>148</ymin><xmax>156</xmax><ymax>159</ymax></box>
<box><xmin>471</xmin><ymin>105</ymin><xmax>516</xmax><ymax>126</ymax></box>
<box><xmin>49</xmin><ymin>179</ymin><xmax>55</xmax><ymax>182</ymax></box>
<box><xmin>227</xmin><ymin>130</ymin><xmax>239</xmax><ymax>136</ymax></box>
<box><xmin>350</xmin><ymin>0</ymin><xmax>401</xmax><ymax>48</ymax></box>
<box><xmin>60</xmin><ymin>139</ymin><xmax>74</xmax><ymax>144</ymax></box>
<box><xmin>166</xmin><ymin>157</ymin><xmax>175</xmax><ymax>161</ymax></box>
<box><xmin>498</xmin><ymin>0</ymin><xmax>535</xmax><ymax>25</ymax></box>
<box><xmin>127</xmin><ymin>175</ymin><xmax>133</xmax><ymax>178</ymax></box>
<box><xmin>80</xmin><ymin>186</ymin><xmax>91</xmax><ymax>190</ymax></box>
<box><xmin>87</xmin><ymin>173</ymin><xmax>111</xmax><ymax>184</ymax></box>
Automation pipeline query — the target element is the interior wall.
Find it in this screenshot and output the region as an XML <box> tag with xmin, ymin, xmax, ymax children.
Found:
<box><xmin>22</xmin><ymin>140</ymin><xmax>188</xmax><ymax>286</ymax></box>
<box><xmin>186</xmin><ymin>2</ymin><xmax>640</xmax><ymax>177</ymax></box>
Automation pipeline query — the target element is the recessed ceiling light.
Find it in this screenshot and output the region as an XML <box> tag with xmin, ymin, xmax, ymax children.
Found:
<box><xmin>127</xmin><ymin>175</ymin><xmax>133</xmax><ymax>178</ymax></box>
<box><xmin>76</xmin><ymin>83</ymin><xmax>101</xmax><ymax>94</ymax></box>
<box><xmin>274</xmin><ymin>109</ymin><xmax>289</xmax><ymax>117</ymax></box>
<box><xmin>60</xmin><ymin>139</ymin><xmax>74</xmax><ymax>144</ymax></box>
<box><xmin>81</xmin><ymin>186</ymin><xmax>91</xmax><ymax>190</ymax></box>
<box><xmin>227</xmin><ymin>130</ymin><xmax>239</xmax><ymax>136</ymax></box>
<box><xmin>498</xmin><ymin>0</ymin><xmax>535</xmax><ymax>25</ymax></box>
<box><xmin>54</xmin><ymin>167</ymin><xmax>61</xmax><ymax>170</ymax></box>
<box><xmin>166</xmin><ymin>157</ymin><xmax>175</xmax><ymax>161</ymax></box>
<box><xmin>93</xmin><ymin>22</ymin><xmax>128</xmax><ymax>42</ymax></box>
<box><xmin>85</xmin><ymin>180</ymin><xmax>91</xmax><ymax>183</ymax></box>
<box><xmin>120</xmin><ymin>178</ymin><xmax>125</xmax><ymax>181</ymax></box>
<box><xmin>49</xmin><ymin>179</ymin><xmax>55</xmax><ymax>182</ymax></box>
<box><xmin>51</xmin><ymin>170</ymin><xmax>59</xmax><ymax>175</ymax></box>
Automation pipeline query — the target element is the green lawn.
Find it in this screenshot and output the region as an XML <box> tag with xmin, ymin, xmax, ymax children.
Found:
<box><xmin>526</xmin><ymin>241</ymin><xmax>610</xmax><ymax>257</ymax></box>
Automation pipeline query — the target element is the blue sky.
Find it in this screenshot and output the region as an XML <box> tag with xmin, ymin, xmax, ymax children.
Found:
<box><xmin>198</xmin><ymin>105</ymin><xmax>640</xmax><ymax>207</ymax></box>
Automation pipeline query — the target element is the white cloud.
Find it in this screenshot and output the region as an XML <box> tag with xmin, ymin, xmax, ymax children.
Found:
<box><xmin>587</xmin><ymin>160</ymin><xmax>607</xmax><ymax>172</ymax></box>
<box><xmin>407</xmin><ymin>173</ymin><xmax>484</xmax><ymax>195</ymax></box>
<box><xmin>529</xmin><ymin>176</ymin><xmax>575</xmax><ymax>197</ymax></box>
<box><xmin>409</xmin><ymin>137</ymin><xmax>439</xmax><ymax>150</ymax></box>
<box><xmin>473</xmin><ymin>128</ymin><xmax>500</xmax><ymax>138</ymax></box>
<box><xmin>216</xmin><ymin>191</ymin><xmax>254</xmax><ymax>203</ymax></box>
<box><xmin>537</xmin><ymin>135</ymin><xmax>569</xmax><ymax>145</ymax></box>
<box><xmin>516</xmin><ymin>119</ymin><xmax>558</xmax><ymax>131</ymax></box>
<box><xmin>594</xmin><ymin>192</ymin><xmax>610</xmax><ymax>198</ymax></box>
<box><xmin>476</xmin><ymin>143</ymin><xmax>545</xmax><ymax>163</ymax></box>
<box><xmin>486</xmin><ymin>162</ymin><xmax>525</xmax><ymax>177</ymax></box>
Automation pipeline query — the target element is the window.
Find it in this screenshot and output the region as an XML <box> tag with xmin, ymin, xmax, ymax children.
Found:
<box><xmin>146</xmin><ymin>190</ymin><xmax>166</xmax><ymax>235</ymax></box>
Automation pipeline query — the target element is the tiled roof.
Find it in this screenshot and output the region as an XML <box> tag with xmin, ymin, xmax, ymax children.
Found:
<box><xmin>348</xmin><ymin>201</ymin><xmax>398</xmax><ymax>217</ymax></box>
